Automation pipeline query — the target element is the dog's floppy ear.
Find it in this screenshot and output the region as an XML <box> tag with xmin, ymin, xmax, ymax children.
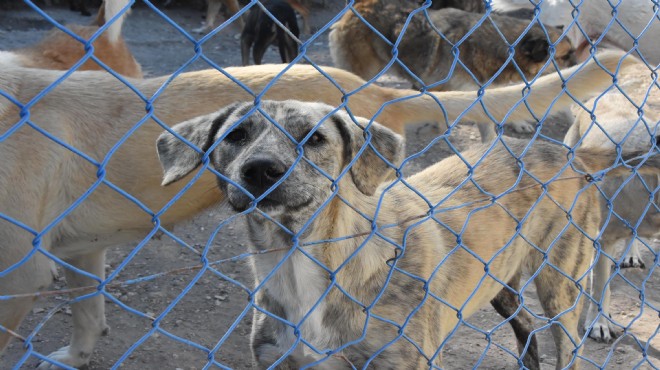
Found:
<box><xmin>520</xmin><ymin>34</ymin><xmax>549</xmax><ymax>63</ymax></box>
<box><xmin>334</xmin><ymin>112</ymin><xmax>404</xmax><ymax>196</ymax></box>
<box><xmin>156</xmin><ymin>103</ymin><xmax>241</xmax><ymax>186</ymax></box>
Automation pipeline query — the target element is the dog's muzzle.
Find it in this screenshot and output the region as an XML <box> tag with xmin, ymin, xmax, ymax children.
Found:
<box><xmin>228</xmin><ymin>157</ymin><xmax>288</xmax><ymax>211</ymax></box>
<box><xmin>241</xmin><ymin>157</ymin><xmax>287</xmax><ymax>194</ymax></box>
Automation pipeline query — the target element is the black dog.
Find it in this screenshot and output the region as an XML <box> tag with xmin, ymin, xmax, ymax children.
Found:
<box><xmin>240</xmin><ymin>0</ymin><xmax>299</xmax><ymax>65</ymax></box>
<box><xmin>69</xmin><ymin>0</ymin><xmax>93</xmax><ymax>16</ymax></box>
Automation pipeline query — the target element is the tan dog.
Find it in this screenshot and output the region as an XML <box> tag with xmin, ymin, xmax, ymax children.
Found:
<box><xmin>1</xmin><ymin>0</ymin><xmax>142</xmax><ymax>78</ymax></box>
<box><xmin>329</xmin><ymin>0</ymin><xmax>574</xmax><ymax>142</ymax></box>
<box><xmin>564</xmin><ymin>61</ymin><xmax>660</xmax><ymax>342</ymax></box>
<box><xmin>0</xmin><ymin>52</ymin><xmax>628</xmax><ymax>368</ymax></box>
<box><xmin>194</xmin><ymin>0</ymin><xmax>310</xmax><ymax>34</ymax></box>
<box><xmin>157</xmin><ymin>100</ymin><xmax>659</xmax><ymax>369</ymax></box>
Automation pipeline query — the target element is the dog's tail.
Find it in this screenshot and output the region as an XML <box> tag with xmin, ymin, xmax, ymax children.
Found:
<box><xmin>95</xmin><ymin>0</ymin><xmax>132</xmax><ymax>44</ymax></box>
<box><xmin>575</xmin><ymin>146</ymin><xmax>660</xmax><ymax>179</ymax></box>
<box><xmin>378</xmin><ymin>50</ymin><xmax>636</xmax><ymax>129</ymax></box>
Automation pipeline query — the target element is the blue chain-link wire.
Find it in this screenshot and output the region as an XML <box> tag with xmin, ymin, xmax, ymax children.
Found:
<box><xmin>1</xmin><ymin>0</ymin><xmax>659</xmax><ymax>368</ymax></box>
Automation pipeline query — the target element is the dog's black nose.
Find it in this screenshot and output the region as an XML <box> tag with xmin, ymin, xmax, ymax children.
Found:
<box><xmin>241</xmin><ymin>158</ymin><xmax>286</xmax><ymax>193</ymax></box>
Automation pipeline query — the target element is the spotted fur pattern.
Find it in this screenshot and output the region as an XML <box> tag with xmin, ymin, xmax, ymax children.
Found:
<box><xmin>158</xmin><ymin>100</ymin><xmax>659</xmax><ymax>369</ymax></box>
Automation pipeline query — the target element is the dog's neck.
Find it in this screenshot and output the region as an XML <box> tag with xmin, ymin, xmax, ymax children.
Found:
<box><xmin>244</xmin><ymin>180</ymin><xmax>396</xmax><ymax>351</ymax></box>
<box><xmin>245</xmin><ymin>180</ymin><xmax>387</xmax><ymax>278</ymax></box>
<box><xmin>286</xmin><ymin>180</ymin><xmax>396</xmax><ymax>299</ymax></box>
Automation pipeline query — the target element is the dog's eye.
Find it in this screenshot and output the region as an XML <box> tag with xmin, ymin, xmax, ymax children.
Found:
<box><xmin>225</xmin><ymin>128</ymin><xmax>248</xmax><ymax>144</ymax></box>
<box><xmin>306</xmin><ymin>132</ymin><xmax>325</xmax><ymax>146</ymax></box>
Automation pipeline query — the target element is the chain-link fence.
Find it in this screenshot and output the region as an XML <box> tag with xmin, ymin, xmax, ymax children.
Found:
<box><xmin>0</xmin><ymin>0</ymin><xmax>658</xmax><ymax>369</ymax></box>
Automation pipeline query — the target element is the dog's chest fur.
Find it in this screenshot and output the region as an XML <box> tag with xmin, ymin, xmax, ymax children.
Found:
<box><xmin>246</xmin><ymin>217</ymin><xmax>337</xmax><ymax>351</ymax></box>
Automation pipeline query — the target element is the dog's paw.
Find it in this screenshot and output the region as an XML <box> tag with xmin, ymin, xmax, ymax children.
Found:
<box><xmin>510</xmin><ymin>121</ymin><xmax>536</xmax><ymax>134</ymax></box>
<box><xmin>620</xmin><ymin>254</ymin><xmax>645</xmax><ymax>269</ymax></box>
<box><xmin>192</xmin><ymin>25</ymin><xmax>210</xmax><ymax>34</ymax></box>
<box><xmin>37</xmin><ymin>346</ymin><xmax>89</xmax><ymax>369</ymax></box>
<box><xmin>584</xmin><ymin>317</ymin><xmax>618</xmax><ymax>343</ymax></box>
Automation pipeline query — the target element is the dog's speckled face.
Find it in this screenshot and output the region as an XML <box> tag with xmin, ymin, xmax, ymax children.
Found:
<box><xmin>156</xmin><ymin>100</ymin><xmax>403</xmax><ymax>227</ymax></box>
<box><xmin>212</xmin><ymin>102</ymin><xmax>347</xmax><ymax>218</ymax></box>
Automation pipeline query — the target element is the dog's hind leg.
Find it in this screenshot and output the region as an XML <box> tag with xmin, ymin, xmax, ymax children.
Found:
<box><xmin>490</xmin><ymin>273</ymin><xmax>540</xmax><ymax>370</ymax></box>
<box><xmin>223</xmin><ymin>0</ymin><xmax>245</xmax><ymax>28</ymax></box>
<box><xmin>533</xmin><ymin>232</ymin><xmax>593</xmax><ymax>369</ymax></box>
<box><xmin>0</xmin><ymin>233</ymin><xmax>55</xmax><ymax>354</ymax></box>
<box><xmin>38</xmin><ymin>250</ymin><xmax>108</xmax><ymax>370</ymax></box>
<box><xmin>276</xmin><ymin>10</ymin><xmax>299</xmax><ymax>64</ymax></box>
<box><xmin>476</xmin><ymin>122</ymin><xmax>498</xmax><ymax>143</ymax></box>
<box><xmin>535</xmin><ymin>270</ymin><xmax>584</xmax><ymax>369</ymax></box>
<box><xmin>276</xmin><ymin>30</ymin><xmax>298</xmax><ymax>63</ymax></box>
<box><xmin>241</xmin><ymin>33</ymin><xmax>255</xmax><ymax>66</ymax></box>
<box><xmin>206</xmin><ymin>0</ymin><xmax>222</xmax><ymax>30</ymax></box>
<box><xmin>252</xmin><ymin>32</ymin><xmax>276</xmax><ymax>65</ymax></box>
<box><xmin>621</xmin><ymin>238</ymin><xmax>645</xmax><ymax>268</ymax></box>
<box><xmin>583</xmin><ymin>239</ymin><xmax>617</xmax><ymax>343</ymax></box>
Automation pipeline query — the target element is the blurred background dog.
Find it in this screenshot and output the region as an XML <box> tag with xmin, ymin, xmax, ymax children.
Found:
<box><xmin>492</xmin><ymin>0</ymin><xmax>660</xmax><ymax>64</ymax></box>
<box><xmin>240</xmin><ymin>0</ymin><xmax>299</xmax><ymax>65</ymax></box>
<box><xmin>330</xmin><ymin>0</ymin><xmax>574</xmax><ymax>142</ymax></box>
<box><xmin>194</xmin><ymin>0</ymin><xmax>310</xmax><ymax>34</ymax></box>
<box><xmin>331</xmin><ymin>0</ymin><xmax>573</xmax><ymax>91</ymax></box>
<box><xmin>2</xmin><ymin>0</ymin><xmax>142</xmax><ymax>78</ymax></box>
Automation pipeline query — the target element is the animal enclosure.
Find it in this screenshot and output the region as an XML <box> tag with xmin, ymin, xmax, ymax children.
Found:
<box><xmin>0</xmin><ymin>0</ymin><xmax>658</xmax><ymax>369</ymax></box>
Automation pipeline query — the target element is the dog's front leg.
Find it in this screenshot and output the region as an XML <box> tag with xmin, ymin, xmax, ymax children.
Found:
<box><xmin>490</xmin><ymin>275</ymin><xmax>540</xmax><ymax>370</ymax></box>
<box><xmin>584</xmin><ymin>250</ymin><xmax>617</xmax><ymax>343</ymax></box>
<box><xmin>38</xmin><ymin>250</ymin><xmax>108</xmax><ymax>369</ymax></box>
<box><xmin>276</xmin><ymin>30</ymin><xmax>298</xmax><ymax>64</ymax></box>
<box><xmin>621</xmin><ymin>238</ymin><xmax>646</xmax><ymax>268</ymax></box>
<box><xmin>241</xmin><ymin>33</ymin><xmax>255</xmax><ymax>66</ymax></box>
<box><xmin>252</xmin><ymin>32</ymin><xmax>275</xmax><ymax>65</ymax></box>
<box><xmin>193</xmin><ymin>0</ymin><xmax>222</xmax><ymax>33</ymax></box>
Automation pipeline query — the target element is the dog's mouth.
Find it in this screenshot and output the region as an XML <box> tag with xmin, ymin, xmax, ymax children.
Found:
<box><xmin>229</xmin><ymin>196</ymin><xmax>282</xmax><ymax>213</ymax></box>
<box><xmin>228</xmin><ymin>192</ymin><xmax>313</xmax><ymax>215</ymax></box>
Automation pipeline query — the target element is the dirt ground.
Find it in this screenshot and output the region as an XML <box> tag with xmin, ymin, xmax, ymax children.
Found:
<box><xmin>0</xmin><ymin>1</ymin><xmax>659</xmax><ymax>369</ymax></box>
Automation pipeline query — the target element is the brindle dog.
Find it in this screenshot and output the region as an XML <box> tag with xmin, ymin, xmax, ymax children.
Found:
<box><xmin>330</xmin><ymin>0</ymin><xmax>575</xmax><ymax>142</ymax></box>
